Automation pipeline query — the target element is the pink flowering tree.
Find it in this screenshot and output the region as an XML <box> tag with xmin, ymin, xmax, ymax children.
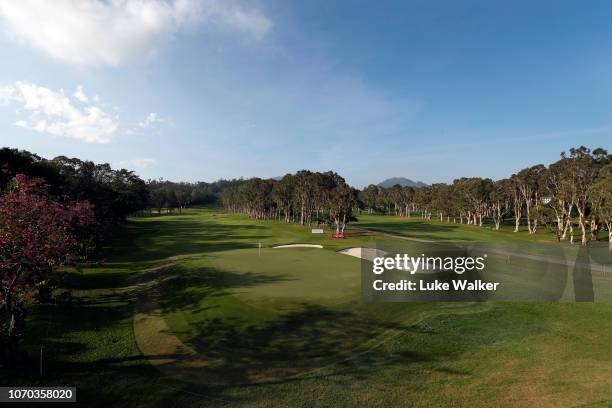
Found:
<box><xmin>0</xmin><ymin>174</ymin><xmax>94</xmax><ymax>364</ymax></box>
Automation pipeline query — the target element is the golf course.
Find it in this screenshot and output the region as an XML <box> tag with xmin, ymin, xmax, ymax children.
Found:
<box><xmin>16</xmin><ymin>207</ymin><xmax>612</xmax><ymax>407</ymax></box>
<box><xmin>2</xmin><ymin>2</ymin><xmax>612</xmax><ymax>406</ymax></box>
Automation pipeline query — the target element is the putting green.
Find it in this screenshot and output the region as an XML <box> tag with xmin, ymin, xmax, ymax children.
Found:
<box><xmin>210</xmin><ymin>247</ymin><xmax>362</xmax><ymax>304</ymax></box>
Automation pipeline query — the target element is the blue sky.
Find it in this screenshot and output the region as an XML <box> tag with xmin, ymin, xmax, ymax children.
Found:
<box><xmin>0</xmin><ymin>0</ymin><xmax>610</xmax><ymax>187</ymax></box>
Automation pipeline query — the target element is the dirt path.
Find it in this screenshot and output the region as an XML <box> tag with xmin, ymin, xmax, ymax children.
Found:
<box><xmin>131</xmin><ymin>263</ymin><xmax>220</xmax><ymax>384</ymax></box>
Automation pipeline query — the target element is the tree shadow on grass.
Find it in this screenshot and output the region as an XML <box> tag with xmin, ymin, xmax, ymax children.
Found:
<box><xmin>156</xmin><ymin>264</ymin><xmax>296</xmax><ymax>314</ymax></box>
<box><xmin>165</xmin><ymin>303</ymin><xmax>429</xmax><ymax>385</ymax></box>
<box><xmin>100</xmin><ymin>218</ymin><xmax>270</xmax><ymax>264</ymax></box>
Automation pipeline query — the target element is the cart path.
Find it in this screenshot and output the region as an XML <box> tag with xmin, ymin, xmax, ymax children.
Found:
<box><xmin>351</xmin><ymin>226</ymin><xmax>610</xmax><ymax>274</ymax></box>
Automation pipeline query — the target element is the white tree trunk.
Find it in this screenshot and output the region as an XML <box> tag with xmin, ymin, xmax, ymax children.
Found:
<box><xmin>525</xmin><ymin>203</ymin><xmax>533</xmax><ymax>234</ymax></box>
<box><xmin>578</xmin><ymin>213</ymin><xmax>587</xmax><ymax>245</ymax></box>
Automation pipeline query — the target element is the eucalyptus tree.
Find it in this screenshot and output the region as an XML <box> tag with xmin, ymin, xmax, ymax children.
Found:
<box><xmin>490</xmin><ymin>179</ymin><xmax>512</xmax><ymax>230</ymax></box>
<box><xmin>472</xmin><ymin>178</ymin><xmax>493</xmax><ymax>227</ymax></box>
<box><xmin>564</xmin><ymin>147</ymin><xmax>609</xmax><ymax>244</ymax></box>
<box><xmin>589</xmin><ymin>163</ymin><xmax>612</xmax><ymax>249</ymax></box>
<box><xmin>452</xmin><ymin>178</ymin><xmax>491</xmax><ymax>226</ymax></box>
<box><xmin>542</xmin><ymin>157</ymin><xmax>579</xmax><ymax>240</ymax></box>
<box><xmin>375</xmin><ymin>187</ymin><xmax>388</xmax><ymax>214</ymax></box>
<box><xmin>327</xmin><ymin>175</ymin><xmax>357</xmax><ymax>233</ymax></box>
<box><xmin>430</xmin><ymin>183</ymin><xmax>452</xmax><ymax>221</ymax></box>
<box><xmin>293</xmin><ymin>170</ymin><xmax>316</xmax><ymax>224</ymax></box>
<box><xmin>512</xmin><ymin>165</ymin><xmax>546</xmax><ymax>234</ymax></box>
<box><xmin>414</xmin><ymin>186</ymin><xmax>432</xmax><ymax>219</ymax></box>
<box><xmin>313</xmin><ymin>172</ymin><xmax>336</xmax><ymax>223</ymax></box>
<box><xmin>272</xmin><ymin>174</ymin><xmax>295</xmax><ymax>222</ymax></box>
<box><xmin>401</xmin><ymin>186</ymin><xmax>415</xmax><ymax>217</ymax></box>
<box><xmin>388</xmin><ymin>184</ymin><xmax>404</xmax><ymax>215</ymax></box>
<box><xmin>508</xmin><ymin>176</ymin><xmax>523</xmax><ymax>232</ymax></box>
<box><xmin>360</xmin><ymin>185</ymin><xmax>379</xmax><ymax>214</ymax></box>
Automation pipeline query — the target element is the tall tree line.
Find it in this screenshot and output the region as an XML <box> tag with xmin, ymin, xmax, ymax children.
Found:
<box><xmin>146</xmin><ymin>178</ymin><xmax>245</xmax><ymax>214</ymax></box>
<box><xmin>221</xmin><ymin>171</ymin><xmax>359</xmax><ymax>233</ymax></box>
<box><xmin>361</xmin><ymin>146</ymin><xmax>611</xmax><ymax>246</ymax></box>
<box><xmin>1</xmin><ymin>148</ymin><xmax>148</xmax><ymax>225</ymax></box>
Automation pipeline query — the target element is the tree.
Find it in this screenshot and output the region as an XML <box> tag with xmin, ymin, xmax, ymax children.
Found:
<box><xmin>361</xmin><ymin>185</ymin><xmax>379</xmax><ymax>214</ymax></box>
<box><xmin>508</xmin><ymin>177</ymin><xmax>523</xmax><ymax>232</ymax></box>
<box><xmin>589</xmin><ymin>163</ymin><xmax>612</xmax><ymax>249</ymax></box>
<box><xmin>414</xmin><ymin>186</ymin><xmax>432</xmax><ymax>219</ymax></box>
<box><xmin>513</xmin><ymin>165</ymin><xmax>546</xmax><ymax>234</ymax></box>
<box><xmin>564</xmin><ymin>147</ymin><xmax>609</xmax><ymax>245</ymax></box>
<box><xmin>452</xmin><ymin>178</ymin><xmax>491</xmax><ymax>226</ymax></box>
<box><xmin>0</xmin><ymin>175</ymin><xmax>94</xmax><ymax>365</ymax></box>
<box><xmin>430</xmin><ymin>183</ymin><xmax>452</xmax><ymax>222</ymax></box>
<box><xmin>543</xmin><ymin>157</ymin><xmax>575</xmax><ymax>241</ymax></box>
<box><xmin>294</xmin><ymin>171</ymin><xmax>315</xmax><ymax>225</ymax></box>
<box><xmin>490</xmin><ymin>179</ymin><xmax>512</xmax><ymax>230</ymax></box>
<box><xmin>328</xmin><ymin>177</ymin><xmax>357</xmax><ymax>233</ymax></box>
<box><xmin>272</xmin><ymin>175</ymin><xmax>295</xmax><ymax>222</ymax></box>
<box><xmin>401</xmin><ymin>186</ymin><xmax>415</xmax><ymax>217</ymax></box>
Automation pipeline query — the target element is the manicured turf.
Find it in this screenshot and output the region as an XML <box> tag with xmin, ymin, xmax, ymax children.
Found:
<box><xmin>8</xmin><ymin>207</ymin><xmax>612</xmax><ymax>407</ymax></box>
<box><xmin>353</xmin><ymin>212</ymin><xmax>608</xmax><ymax>243</ymax></box>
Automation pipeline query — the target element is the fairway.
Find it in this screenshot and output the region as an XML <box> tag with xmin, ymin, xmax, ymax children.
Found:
<box><xmin>146</xmin><ymin>226</ymin><xmax>468</xmax><ymax>384</ymax></box>
<box><xmin>17</xmin><ymin>207</ymin><xmax>612</xmax><ymax>407</ymax></box>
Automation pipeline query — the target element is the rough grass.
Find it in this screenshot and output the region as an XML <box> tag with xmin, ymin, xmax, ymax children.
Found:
<box><xmin>5</xmin><ymin>207</ymin><xmax>612</xmax><ymax>407</ymax></box>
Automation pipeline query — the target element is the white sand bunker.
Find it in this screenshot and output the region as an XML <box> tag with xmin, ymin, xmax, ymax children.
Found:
<box><xmin>339</xmin><ymin>247</ymin><xmax>386</xmax><ymax>261</ymax></box>
<box><xmin>339</xmin><ymin>248</ymin><xmax>439</xmax><ymax>274</ymax></box>
<box><xmin>273</xmin><ymin>244</ymin><xmax>323</xmax><ymax>249</ymax></box>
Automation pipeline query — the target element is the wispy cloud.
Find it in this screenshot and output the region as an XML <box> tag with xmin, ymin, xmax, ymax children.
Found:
<box><xmin>2</xmin><ymin>82</ymin><xmax>117</xmax><ymax>143</ymax></box>
<box><xmin>2</xmin><ymin>82</ymin><xmax>165</xmax><ymax>144</ymax></box>
<box><xmin>0</xmin><ymin>0</ymin><xmax>272</xmax><ymax>67</ymax></box>
<box><xmin>138</xmin><ymin>112</ymin><xmax>162</xmax><ymax>127</ymax></box>
<box><xmin>117</xmin><ymin>158</ymin><xmax>157</xmax><ymax>169</ymax></box>
<box><xmin>73</xmin><ymin>85</ymin><xmax>89</xmax><ymax>103</ymax></box>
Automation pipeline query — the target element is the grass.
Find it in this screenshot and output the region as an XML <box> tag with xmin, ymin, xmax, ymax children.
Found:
<box><xmin>4</xmin><ymin>207</ymin><xmax>612</xmax><ymax>407</ymax></box>
<box><xmin>353</xmin><ymin>212</ymin><xmax>608</xmax><ymax>243</ymax></box>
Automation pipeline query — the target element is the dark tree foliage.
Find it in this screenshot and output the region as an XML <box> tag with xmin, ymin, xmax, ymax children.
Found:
<box><xmin>0</xmin><ymin>148</ymin><xmax>148</xmax><ymax>225</ymax></box>
<box><xmin>0</xmin><ymin>175</ymin><xmax>95</xmax><ymax>366</ymax></box>
<box><xmin>146</xmin><ymin>178</ymin><xmax>246</xmax><ymax>213</ymax></box>
<box><xmin>221</xmin><ymin>171</ymin><xmax>358</xmax><ymax>232</ymax></box>
<box><xmin>0</xmin><ymin>148</ymin><xmax>61</xmax><ymax>191</ymax></box>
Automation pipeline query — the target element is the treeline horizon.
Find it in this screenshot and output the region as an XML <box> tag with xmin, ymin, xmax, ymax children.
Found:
<box><xmin>1</xmin><ymin>145</ymin><xmax>610</xmax><ymax>246</ymax></box>
<box><xmin>0</xmin><ymin>147</ymin><xmax>246</xmax><ymax>221</ymax></box>
<box><xmin>219</xmin><ymin>146</ymin><xmax>611</xmax><ymax>247</ymax></box>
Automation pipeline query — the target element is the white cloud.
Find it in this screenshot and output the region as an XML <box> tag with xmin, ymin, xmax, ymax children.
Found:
<box><xmin>200</xmin><ymin>1</ymin><xmax>271</xmax><ymax>39</ymax></box>
<box><xmin>139</xmin><ymin>112</ymin><xmax>162</xmax><ymax>127</ymax></box>
<box><xmin>0</xmin><ymin>0</ymin><xmax>272</xmax><ymax>66</ymax></box>
<box><xmin>4</xmin><ymin>81</ymin><xmax>118</xmax><ymax>143</ymax></box>
<box><xmin>73</xmin><ymin>85</ymin><xmax>89</xmax><ymax>103</ymax></box>
<box><xmin>118</xmin><ymin>158</ymin><xmax>157</xmax><ymax>169</ymax></box>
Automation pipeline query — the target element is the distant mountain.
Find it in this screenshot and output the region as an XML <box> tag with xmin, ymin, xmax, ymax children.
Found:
<box><xmin>377</xmin><ymin>177</ymin><xmax>427</xmax><ymax>188</ymax></box>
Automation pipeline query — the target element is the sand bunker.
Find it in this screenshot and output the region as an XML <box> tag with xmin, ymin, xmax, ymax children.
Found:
<box><xmin>273</xmin><ymin>244</ymin><xmax>323</xmax><ymax>249</ymax></box>
<box><xmin>339</xmin><ymin>248</ymin><xmax>440</xmax><ymax>274</ymax></box>
<box><xmin>339</xmin><ymin>247</ymin><xmax>387</xmax><ymax>261</ymax></box>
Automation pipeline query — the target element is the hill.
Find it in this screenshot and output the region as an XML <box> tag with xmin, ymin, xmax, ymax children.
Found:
<box><xmin>378</xmin><ymin>177</ymin><xmax>426</xmax><ymax>188</ymax></box>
